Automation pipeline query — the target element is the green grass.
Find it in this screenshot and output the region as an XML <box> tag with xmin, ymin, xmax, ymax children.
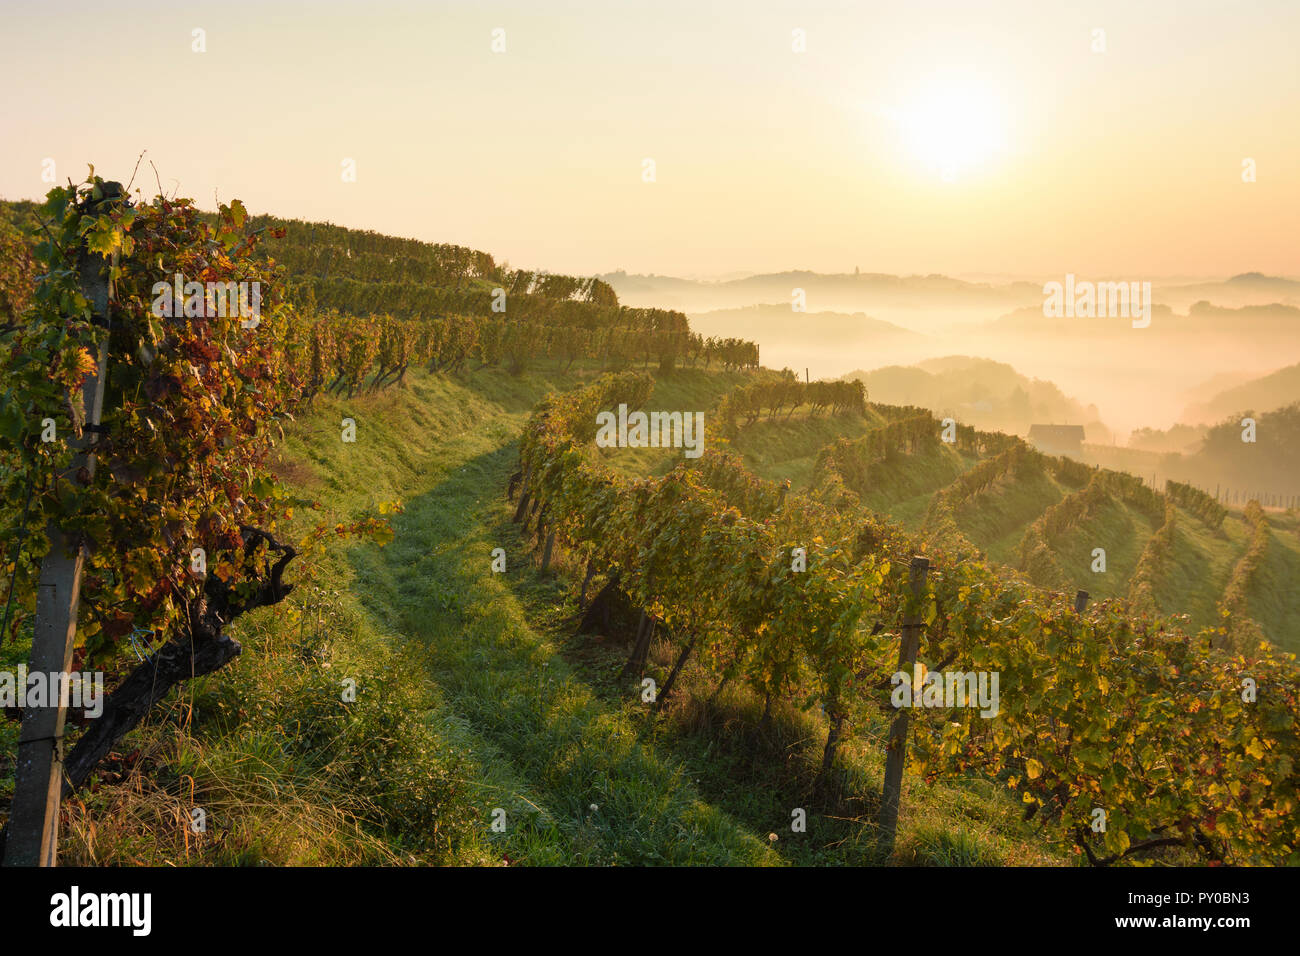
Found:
<box><xmin>730</xmin><ymin>407</ymin><xmax>889</xmax><ymax>489</ymax></box>
<box><xmin>855</xmin><ymin>445</ymin><xmax>978</xmax><ymax>532</ymax></box>
<box><xmin>8</xmin><ymin>358</ymin><xmax>1285</xmax><ymax>865</ymax></box>
<box><xmin>346</xmin><ymin>453</ymin><xmax>774</xmax><ymax>863</ymax></box>
<box><xmin>40</xmin><ymin>361</ymin><xmax>1069</xmax><ymax>865</ymax></box>
<box><xmin>642</xmin><ymin>673</ymin><xmax>1061</xmax><ymax>865</ymax></box>
<box><xmin>1052</xmin><ymin>497</ymin><xmax>1157</xmax><ymax>601</ymax></box>
<box><xmin>599</xmin><ymin>366</ymin><xmax>749</xmax><ymax>478</ymax></box>
<box><xmin>1155</xmin><ymin>508</ymin><xmax>1241</xmax><ymax>633</ymax></box>
<box><xmin>955</xmin><ymin>467</ymin><xmax>1066</xmax><ymax>566</ymax></box>
<box><xmin>1247</xmin><ymin>513</ymin><xmax>1300</xmax><ymax>654</ymax></box>
<box><xmin>48</xmin><ymin>363</ymin><xmax>587</xmax><ymax>865</ymax></box>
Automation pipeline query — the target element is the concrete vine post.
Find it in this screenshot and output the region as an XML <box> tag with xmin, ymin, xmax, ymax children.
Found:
<box><xmin>4</xmin><ymin>185</ymin><xmax>121</xmax><ymax>867</ymax></box>
<box><xmin>876</xmin><ymin>555</ymin><xmax>930</xmax><ymax>859</ymax></box>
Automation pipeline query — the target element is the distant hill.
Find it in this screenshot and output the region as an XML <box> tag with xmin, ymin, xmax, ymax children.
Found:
<box><xmin>1183</xmin><ymin>361</ymin><xmax>1300</xmax><ymax>424</ymax></box>
<box><xmin>837</xmin><ymin>356</ymin><xmax>1108</xmax><ymax>439</ymax></box>
<box><xmin>1180</xmin><ymin>370</ymin><xmax>1258</xmax><ymax>407</ymax></box>
<box><xmin>611</xmin><ymin>273</ymin><xmax>1300</xmax><ymax>435</ymax></box>
<box><xmin>1156</xmin><ymin>273</ymin><xmax>1300</xmax><ymax>310</ymax></box>
<box><xmin>604</xmin><ymin>270</ymin><xmax>1043</xmax><ymax>318</ymax></box>
<box><xmin>974</xmin><ymin>301</ymin><xmax>1300</xmax><ymax>431</ymax></box>
<box><xmin>606</xmin><ymin>269</ymin><xmax>1300</xmax><ymax>323</ymax></box>
<box><xmin>687</xmin><ymin>303</ymin><xmax>928</xmax><ymax>376</ymax></box>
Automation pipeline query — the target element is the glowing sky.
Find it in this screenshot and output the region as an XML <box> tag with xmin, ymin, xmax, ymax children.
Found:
<box><xmin>2</xmin><ymin>0</ymin><xmax>1296</xmax><ymax>278</ymax></box>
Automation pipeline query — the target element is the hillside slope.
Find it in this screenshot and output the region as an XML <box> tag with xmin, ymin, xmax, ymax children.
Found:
<box><xmin>717</xmin><ymin>399</ymin><xmax>1295</xmax><ymax>648</ymax></box>
<box><xmin>1183</xmin><ymin>361</ymin><xmax>1300</xmax><ymax>423</ymax></box>
<box><xmin>24</xmin><ymin>363</ymin><xmax>1058</xmax><ymax>865</ymax></box>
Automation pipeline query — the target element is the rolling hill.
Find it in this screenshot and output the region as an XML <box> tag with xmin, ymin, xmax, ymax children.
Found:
<box><xmin>1183</xmin><ymin>360</ymin><xmax>1300</xmax><ymax>423</ymax></box>
<box><xmin>719</xmin><ymin>392</ymin><xmax>1298</xmax><ymax>650</ymax></box>
<box><xmin>836</xmin><ymin>356</ymin><xmax>1108</xmax><ymax>439</ymax></box>
<box><xmin>686</xmin><ymin>304</ymin><xmax>927</xmax><ymax>375</ymax></box>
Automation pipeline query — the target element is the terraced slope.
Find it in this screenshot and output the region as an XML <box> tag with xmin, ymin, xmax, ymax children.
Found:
<box><xmin>1246</xmin><ymin>515</ymin><xmax>1300</xmax><ymax>654</ymax></box>
<box><xmin>953</xmin><ymin>466</ymin><xmax>1069</xmax><ymax>565</ymax></box>
<box><xmin>1049</xmin><ymin>496</ymin><xmax>1159</xmax><ymax>600</ymax></box>
<box><xmin>720</xmin><ymin>398</ymin><xmax>1295</xmax><ymax>648</ymax></box>
<box><xmin>1155</xmin><ymin>506</ymin><xmax>1243</xmax><ymax>634</ymax></box>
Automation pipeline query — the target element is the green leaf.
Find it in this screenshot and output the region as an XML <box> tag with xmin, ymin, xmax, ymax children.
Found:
<box><xmin>1103</xmin><ymin>827</ymin><xmax>1131</xmax><ymax>857</ymax></box>
<box><xmin>86</xmin><ymin>228</ymin><xmax>115</xmax><ymax>257</ymax></box>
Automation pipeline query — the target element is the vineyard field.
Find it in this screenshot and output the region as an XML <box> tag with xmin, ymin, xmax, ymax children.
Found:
<box><xmin>715</xmin><ymin>398</ymin><xmax>1300</xmax><ymax>649</ymax></box>
<box><xmin>3</xmin><ymin>0</ymin><xmax>1299</xmax><ymax>933</ymax></box>
<box><xmin>3</xmin><ymin>362</ymin><xmax>1060</xmax><ymax>864</ymax></box>
<box><xmin>0</xmin><ymin>188</ymin><xmax>1295</xmax><ymax>872</ymax></box>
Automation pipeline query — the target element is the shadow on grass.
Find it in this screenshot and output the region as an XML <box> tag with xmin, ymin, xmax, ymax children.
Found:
<box><xmin>344</xmin><ymin>441</ymin><xmax>778</xmax><ymax>866</ymax></box>
<box><xmin>343</xmin><ymin>431</ymin><xmax>1061</xmax><ymax>867</ymax></box>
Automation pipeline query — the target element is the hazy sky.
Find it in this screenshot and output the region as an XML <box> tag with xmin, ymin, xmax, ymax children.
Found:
<box><xmin>2</xmin><ymin>0</ymin><xmax>1296</xmax><ymax>279</ymax></box>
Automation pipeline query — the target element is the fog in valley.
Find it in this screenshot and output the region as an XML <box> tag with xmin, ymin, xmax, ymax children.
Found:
<box><xmin>605</xmin><ymin>271</ymin><xmax>1300</xmax><ymax>441</ymax></box>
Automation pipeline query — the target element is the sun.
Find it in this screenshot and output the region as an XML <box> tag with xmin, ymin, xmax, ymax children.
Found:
<box><xmin>894</xmin><ymin>77</ymin><xmax>1007</xmax><ymax>181</ymax></box>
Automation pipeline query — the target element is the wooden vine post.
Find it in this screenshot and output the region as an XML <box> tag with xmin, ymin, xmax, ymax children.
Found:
<box><xmin>5</xmin><ymin>186</ymin><xmax>121</xmax><ymax>867</ymax></box>
<box><xmin>876</xmin><ymin>555</ymin><xmax>929</xmax><ymax>858</ymax></box>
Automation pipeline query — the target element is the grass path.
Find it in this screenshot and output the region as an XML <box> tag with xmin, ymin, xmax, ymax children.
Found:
<box><xmin>325</xmin><ymin>371</ymin><xmax>1059</xmax><ymax>866</ymax></box>
<box><xmin>294</xmin><ymin>368</ymin><xmax>1055</xmax><ymax>865</ymax></box>
<box><xmin>329</xmin><ymin>377</ymin><xmax>776</xmax><ymax>864</ymax></box>
<box><xmin>21</xmin><ymin>364</ymin><xmax>1265</xmax><ymax>865</ymax></box>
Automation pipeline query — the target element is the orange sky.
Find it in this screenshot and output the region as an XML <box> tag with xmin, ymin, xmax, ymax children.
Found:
<box><xmin>1</xmin><ymin>0</ymin><xmax>1296</xmax><ymax>279</ymax></box>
